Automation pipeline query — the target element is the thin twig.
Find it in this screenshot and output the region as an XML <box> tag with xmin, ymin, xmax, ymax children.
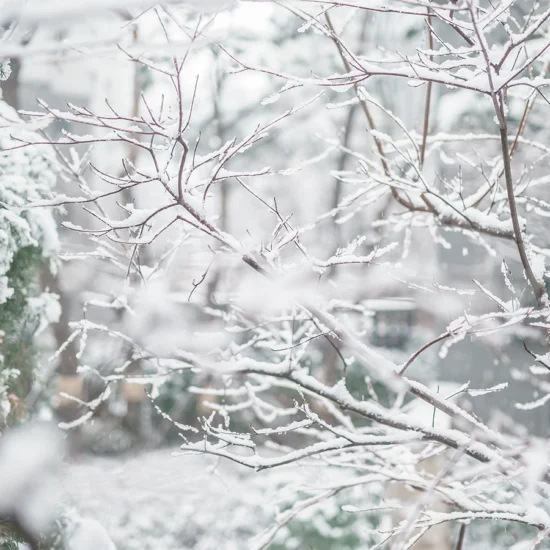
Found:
<box><xmin>324</xmin><ymin>12</ymin><xmax>390</xmax><ymax>179</ymax></box>
<box><xmin>399</xmin><ymin>332</ymin><xmax>450</xmax><ymax>375</ymax></box>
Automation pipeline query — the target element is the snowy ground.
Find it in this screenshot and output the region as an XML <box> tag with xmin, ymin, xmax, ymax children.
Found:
<box><xmin>60</xmin><ymin>447</ymin><xmax>523</xmax><ymax>550</ymax></box>
<box><xmin>62</xmin><ymin>448</ymin><xmax>288</xmax><ymax>550</ymax></box>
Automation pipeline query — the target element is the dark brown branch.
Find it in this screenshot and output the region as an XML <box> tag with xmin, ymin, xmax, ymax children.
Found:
<box><xmin>419</xmin><ymin>8</ymin><xmax>434</xmax><ymax>168</ymax></box>
<box><xmin>469</xmin><ymin>4</ymin><xmax>547</xmax><ymax>307</ymax></box>
<box><xmin>455</xmin><ymin>523</ymin><xmax>467</xmax><ymax>550</ymax></box>
<box><xmin>499</xmin><ymin>121</ymin><xmax>546</xmax><ymax>306</ymax></box>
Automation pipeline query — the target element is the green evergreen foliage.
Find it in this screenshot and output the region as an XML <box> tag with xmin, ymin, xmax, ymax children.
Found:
<box><xmin>0</xmin><ymin>98</ymin><xmax>60</xmax><ymax>548</ymax></box>
<box><xmin>0</xmin><ymin>246</ymin><xmax>43</xmax><ymax>399</ymax></box>
<box><xmin>0</xmin><ymin>98</ymin><xmax>59</xmax><ymax>411</ymax></box>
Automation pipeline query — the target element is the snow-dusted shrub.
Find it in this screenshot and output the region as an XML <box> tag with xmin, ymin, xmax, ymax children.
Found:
<box><xmin>0</xmin><ymin>98</ymin><xmax>60</xmax><ymax>419</ymax></box>
<box><xmin>0</xmin><ymin>97</ymin><xmax>61</xmax><ymax>547</ymax></box>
